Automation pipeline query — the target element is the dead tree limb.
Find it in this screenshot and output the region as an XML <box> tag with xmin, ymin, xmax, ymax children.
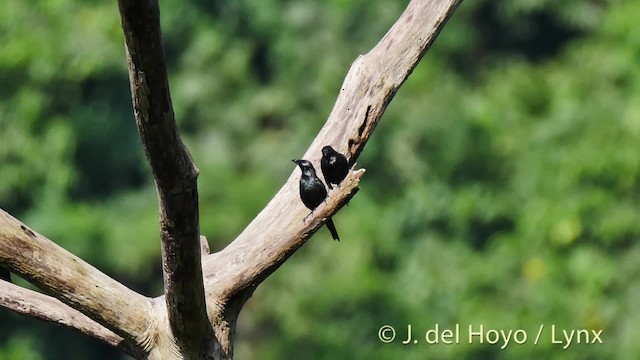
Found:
<box><xmin>0</xmin><ymin>279</ymin><xmax>140</xmax><ymax>357</ymax></box>
<box><xmin>0</xmin><ymin>0</ymin><xmax>461</xmax><ymax>358</ymax></box>
<box><xmin>0</xmin><ymin>210</ymin><xmax>152</xmax><ymax>353</ymax></box>
<box><xmin>199</xmin><ymin>0</ymin><xmax>462</xmax><ymax>352</ymax></box>
<box><xmin>117</xmin><ymin>0</ymin><xmax>215</xmax><ymax>358</ymax></box>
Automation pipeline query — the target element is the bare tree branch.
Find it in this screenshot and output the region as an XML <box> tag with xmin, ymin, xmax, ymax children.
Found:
<box><xmin>0</xmin><ymin>280</ymin><xmax>141</xmax><ymax>358</ymax></box>
<box><xmin>0</xmin><ymin>210</ymin><xmax>152</xmax><ymax>352</ymax></box>
<box><xmin>0</xmin><ymin>0</ymin><xmax>461</xmax><ymax>358</ymax></box>
<box><xmin>116</xmin><ymin>0</ymin><xmax>214</xmax><ymax>358</ymax></box>
<box><xmin>200</xmin><ymin>0</ymin><xmax>462</xmax><ymax>328</ymax></box>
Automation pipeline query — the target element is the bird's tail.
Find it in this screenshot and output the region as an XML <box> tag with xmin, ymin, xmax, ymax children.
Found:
<box><xmin>326</xmin><ymin>218</ymin><xmax>340</xmax><ymax>242</ymax></box>
<box><xmin>0</xmin><ymin>266</ymin><xmax>11</xmax><ymax>283</ymax></box>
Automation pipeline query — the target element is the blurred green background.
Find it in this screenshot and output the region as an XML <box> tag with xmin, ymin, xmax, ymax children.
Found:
<box><xmin>1</xmin><ymin>0</ymin><xmax>639</xmax><ymax>359</ymax></box>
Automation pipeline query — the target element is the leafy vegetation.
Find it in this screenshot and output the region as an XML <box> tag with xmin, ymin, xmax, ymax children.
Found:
<box><xmin>1</xmin><ymin>0</ymin><xmax>638</xmax><ymax>359</ymax></box>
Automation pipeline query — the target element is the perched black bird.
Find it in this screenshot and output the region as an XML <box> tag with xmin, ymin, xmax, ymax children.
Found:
<box><xmin>320</xmin><ymin>146</ymin><xmax>349</xmax><ymax>189</ymax></box>
<box><xmin>293</xmin><ymin>159</ymin><xmax>340</xmax><ymax>241</ymax></box>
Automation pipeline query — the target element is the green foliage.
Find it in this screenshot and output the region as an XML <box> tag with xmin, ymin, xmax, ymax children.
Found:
<box><xmin>0</xmin><ymin>335</ymin><xmax>42</xmax><ymax>360</ymax></box>
<box><xmin>1</xmin><ymin>0</ymin><xmax>639</xmax><ymax>359</ymax></box>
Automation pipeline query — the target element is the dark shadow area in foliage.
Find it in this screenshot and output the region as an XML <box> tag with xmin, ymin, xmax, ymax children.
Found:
<box><xmin>70</xmin><ymin>73</ymin><xmax>148</xmax><ymax>200</ymax></box>
<box><xmin>449</xmin><ymin>2</ymin><xmax>586</xmax><ymax>75</ymax></box>
<box><xmin>468</xmin><ymin>215</ymin><xmax>514</xmax><ymax>251</ymax></box>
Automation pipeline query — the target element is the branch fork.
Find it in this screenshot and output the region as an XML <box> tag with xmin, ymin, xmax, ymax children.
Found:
<box><xmin>0</xmin><ymin>0</ymin><xmax>461</xmax><ymax>358</ymax></box>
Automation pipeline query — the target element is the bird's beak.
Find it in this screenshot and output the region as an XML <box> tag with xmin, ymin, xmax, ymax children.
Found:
<box><xmin>292</xmin><ymin>159</ymin><xmax>299</xmax><ymax>164</ymax></box>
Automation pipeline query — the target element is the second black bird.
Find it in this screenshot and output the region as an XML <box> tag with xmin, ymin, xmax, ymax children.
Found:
<box><xmin>321</xmin><ymin>146</ymin><xmax>349</xmax><ymax>189</ymax></box>
<box><xmin>293</xmin><ymin>159</ymin><xmax>340</xmax><ymax>241</ymax></box>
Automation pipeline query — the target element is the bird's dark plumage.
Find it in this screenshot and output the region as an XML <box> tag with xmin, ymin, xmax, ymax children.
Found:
<box><xmin>293</xmin><ymin>159</ymin><xmax>340</xmax><ymax>241</ymax></box>
<box><xmin>320</xmin><ymin>146</ymin><xmax>349</xmax><ymax>189</ymax></box>
<box><xmin>293</xmin><ymin>159</ymin><xmax>327</xmax><ymax>209</ymax></box>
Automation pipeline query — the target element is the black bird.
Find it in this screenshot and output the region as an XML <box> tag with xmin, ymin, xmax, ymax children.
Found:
<box><xmin>293</xmin><ymin>159</ymin><xmax>340</xmax><ymax>241</ymax></box>
<box><xmin>320</xmin><ymin>146</ymin><xmax>349</xmax><ymax>189</ymax></box>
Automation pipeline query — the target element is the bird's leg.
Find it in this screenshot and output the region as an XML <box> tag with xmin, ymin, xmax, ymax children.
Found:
<box><xmin>303</xmin><ymin>210</ymin><xmax>314</xmax><ymax>224</ymax></box>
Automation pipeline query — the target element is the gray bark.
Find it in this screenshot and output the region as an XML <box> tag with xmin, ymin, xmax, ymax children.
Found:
<box><xmin>0</xmin><ymin>0</ymin><xmax>462</xmax><ymax>358</ymax></box>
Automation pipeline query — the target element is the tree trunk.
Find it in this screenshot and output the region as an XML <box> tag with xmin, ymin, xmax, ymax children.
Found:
<box><xmin>0</xmin><ymin>0</ymin><xmax>462</xmax><ymax>358</ymax></box>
